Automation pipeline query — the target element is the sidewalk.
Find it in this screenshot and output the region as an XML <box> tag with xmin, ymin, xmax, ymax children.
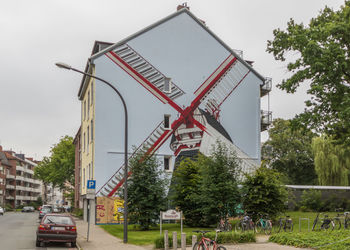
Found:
<box><xmin>74</xmin><ymin>218</ymin><xmax>310</xmax><ymax>250</ymax></box>
<box><xmin>74</xmin><ymin>218</ymin><xmax>147</xmax><ymax>250</ymax></box>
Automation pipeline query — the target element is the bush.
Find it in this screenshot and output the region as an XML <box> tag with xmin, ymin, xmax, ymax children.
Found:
<box><xmin>154</xmin><ymin>231</ymin><xmax>255</xmax><ymax>249</ymax></box>
<box><xmin>72</xmin><ymin>208</ymin><xmax>83</xmax><ymax>218</ymax></box>
<box><xmin>5</xmin><ymin>204</ymin><xmax>13</xmax><ymax>211</ymax></box>
<box><xmin>299</xmin><ymin>190</ymin><xmax>323</xmax><ymax>211</ymax></box>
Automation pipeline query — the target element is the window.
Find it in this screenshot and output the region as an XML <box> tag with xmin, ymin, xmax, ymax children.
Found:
<box><xmin>84</xmin><ymin>101</ymin><xmax>86</xmax><ymax>120</ymax></box>
<box><xmin>164</xmin><ymin>115</ymin><xmax>170</xmax><ymax>129</ymax></box>
<box><xmin>87</xmin><ymin>91</ymin><xmax>90</xmax><ymax>119</ymax></box>
<box><xmin>83</xmin><ymin>169</ymin><xmax>85</xmax><ymax>188</ymax></box>
<box><xmin>91</xmin><ymin>82</ymin><xmax>94</xmax><ymax>105</ymax></box>
<box><xmin>83</xmin><ymin>132</ymin><xmax>86</xmax><ymax>152</ymax></box>
<box><xmin>91</xmin><ymin>120</ymin><xmax>93</xmax><ymax>142</ymax></box>
<box><xmin>88</xmin><ymin>163</ymin><xmax>91</xmax><ymax>179</ymax></box>
<box><xmin>164</xmin><ymin>156</ymin><xmax>170</xmax><ymax>171</ymax></box>
<box><xmin>87</xmin><ymin>126</ymin><xmax>90</xmax><ymax>154</ymax></box>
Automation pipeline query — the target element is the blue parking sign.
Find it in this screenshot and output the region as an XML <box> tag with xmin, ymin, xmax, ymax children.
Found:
<box><xmin>87</xmin><ymin>180</ymin><xmax>96</xmax><ymax>189</ymax></box>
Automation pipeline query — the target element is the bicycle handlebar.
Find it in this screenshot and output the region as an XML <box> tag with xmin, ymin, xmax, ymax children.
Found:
<box><xmin>192</xmin><ymin>230</ymin><xmax>211</xmax><ymax>234</ymax></box>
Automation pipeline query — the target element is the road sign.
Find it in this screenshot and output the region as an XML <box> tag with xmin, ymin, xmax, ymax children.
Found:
<box><xmin>87</xmin><ymin>180</ymin><xmax>96</xmax><ymax>189</ymax></box>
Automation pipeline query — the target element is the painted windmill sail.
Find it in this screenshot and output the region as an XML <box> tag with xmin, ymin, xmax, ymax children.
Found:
<box><xmin>80</xmin><ymin>7</ymin><xmax>269</xmax><ymax>198</ymax></box>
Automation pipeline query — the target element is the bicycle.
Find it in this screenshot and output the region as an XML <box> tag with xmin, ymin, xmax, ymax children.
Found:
<box><xmin>217</xmin><ymin>217</ymin><xmax>232</xmax><ymax>232</ymax></box>
<box><xmin>235</xmin><ymin>214</ymin><xmax>255</xmax><ymax>232</ymax></box>
<box><xmin>255</xmin><ymin>214</ymin><xmax>272</xmax><ymax>235</ymax></box>
<box><xmin>333</xmin><ymin>213</ymin><xmax>342</xmax><ymax>230</ymax></box>
<box><xmin>275</xmin><ymin>215</ymin><xmax>293</xmax><ymax>233</ymax></box>
<box><xmin>344</xmin><ymin>212</ymin><xmax>350</xmax><ymax>229</ymax></box>
<box><xmin>312</xmin><ymin>213</ymin><xmax>334</xmax><ymax>231</ymax></box>
<box><xmin>192</xmin><ymin>230</ymin><xmax>226</xmax><ymax>250</ymax></box>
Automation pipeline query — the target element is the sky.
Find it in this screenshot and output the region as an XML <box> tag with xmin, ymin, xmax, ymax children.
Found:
<box><xmin>0</xmin><ymin>0</ymin><xmax>345</xmax><ymax>160</ymax></box>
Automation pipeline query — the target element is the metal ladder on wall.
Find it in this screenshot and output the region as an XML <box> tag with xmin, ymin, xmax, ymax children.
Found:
<box><xmin>112</xmin><ymin>44</ymin><xmax>185</xmax><ymax>100</ymax></box>
<box><xmin>97</xmin><ymin>121</ymin><xmax>168</xmax><ymax>197</ymax></box>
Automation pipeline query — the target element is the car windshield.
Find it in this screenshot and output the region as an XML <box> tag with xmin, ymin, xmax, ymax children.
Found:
<box><xmin>42</xmin><ymin>207</ymin><xmax>52</xmax><ymax>212</ymax></box>
<box><xmin>43</xmin><ymin>215</ymin><xmax>73</xmax><ymax>225</ymax></box>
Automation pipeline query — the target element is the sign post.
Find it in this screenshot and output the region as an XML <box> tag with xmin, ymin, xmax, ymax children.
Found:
<box><xmin>160</xmin><ymin>210</ymin><xmax>182</xmax><ymax>235</ymax></box>
<box><xmin>86</xmin><ymin>180</ymin><xmax>96</xmax><ymax>242</ymax></box>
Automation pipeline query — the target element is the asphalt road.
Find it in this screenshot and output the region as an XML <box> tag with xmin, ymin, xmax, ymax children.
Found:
<box><xmin>0</xmin><ymin>211</ymin><xmax>77</xmax><ymax>250</ymax></box>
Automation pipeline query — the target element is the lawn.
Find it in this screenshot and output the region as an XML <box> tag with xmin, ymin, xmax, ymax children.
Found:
<box><xmin>100</xmin><ymin>223</ymin><xmax>212</xmax><ymax>245</ymax></box>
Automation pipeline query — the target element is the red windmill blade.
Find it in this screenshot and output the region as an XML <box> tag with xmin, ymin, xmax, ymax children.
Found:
<box><xmin>99</xmin><ymin>43</ymin><xmax>251</xmax><ymax>197</ymax></box>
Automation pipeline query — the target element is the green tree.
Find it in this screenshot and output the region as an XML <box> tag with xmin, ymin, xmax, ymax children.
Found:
<box><xmin>262</xmin><ymin>118</ymin><xmax>317</xmax><ymax>184</ymax></box>
<box><xmin>199</xmin><ymin>142</ymin><xmax>241</xmax><ymax>226</ymax></box>
<box><xmin>171</xmin><ymin>156</ymin><xmax>203</xmax><ymax>227</ymax></box>
<box><xmin>242</xmin><ymin>166</ymin><xmax>288</xmax><ymax>220</ymax></box>
<box><xmin>34</xmin><ymin>136</ymin><xmax>75</xmax><ymax>201</ymax></box>
<box><xmin>267</xmin><ymin>1</ymin><xmax>350</xmax><ymax>145</ymax></box>
<box><xmin>312</xmin><ymin>135</ymin><xmax>350</xmax><ymax>185</ymax></box>
<box><xmin>127</xmin><ymin>149</ymin><xmax>167</xmax><ymax>230</ymax></box>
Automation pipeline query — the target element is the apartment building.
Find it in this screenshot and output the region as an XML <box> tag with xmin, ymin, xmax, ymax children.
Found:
<box><xmin>0</xmin><ymin>145</ymin><xmax>42</xmax><ymax>208</ymax></box>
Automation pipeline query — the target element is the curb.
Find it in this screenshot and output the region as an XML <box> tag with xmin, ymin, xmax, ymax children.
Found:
<box><xmin>76</xmin><ymin>241</ymin><xmax>83</xmax><ymax>250</ymax></box>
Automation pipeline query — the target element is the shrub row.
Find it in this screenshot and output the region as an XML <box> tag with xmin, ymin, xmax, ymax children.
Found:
<box><xmin>154</xmin><ymin>231</ymin><xmax>255</xmax><ymax>249</ymax></box>
<box><xmin>269</xmin><ymin>231</ymin><xmax>350</xmax><ymax>250</ymax></box>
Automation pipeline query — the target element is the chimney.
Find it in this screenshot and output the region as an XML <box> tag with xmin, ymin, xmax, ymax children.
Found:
<box><xmin>177</xmin><ymin>3</ymin><xmax>190</xmax><ymax>11</ymax></box>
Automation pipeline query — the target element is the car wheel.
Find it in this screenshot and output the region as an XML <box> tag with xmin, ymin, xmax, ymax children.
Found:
<box><xmin>71</xmin><ymin>241</ymin><xmax>77</xmax><ymax>247</ymax></box>
<box><xmin>35</xmin><ymin>238</ymin><xmax>41</xmax><ymax>247</ymax></box>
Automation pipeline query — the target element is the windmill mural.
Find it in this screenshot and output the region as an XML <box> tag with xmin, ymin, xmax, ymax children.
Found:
<box><xmin>77</xmin><ymin>7</ymin><xmax>271</xmax><ymax>200</ymax></box>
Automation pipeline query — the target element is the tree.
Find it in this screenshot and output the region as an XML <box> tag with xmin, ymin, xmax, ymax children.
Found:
<box><xmin>262</xmin><ymin>118</ymin><xmax>317</xmax><ymax>184</ymax></box>
<box><xmin>267</xmin><ymin>1</ymin><xmax>350</xmax><ymax>145</ymax></box>
<box><xmin>242</xmin><ymin>166</ymin><xmax>288</xmax><ymax>220</ymax></box>
<box><xmin>199</xmin><ymin>142</ymin><xmax>241</xmax><ymax>226</ymax></box>
<box><xmin>127</xmin><ymin>148</ymin><xmax>167</xmax><ymax>230</ymax></box>
<box><xmin>312</xmin><ymin>135</ymin><xmax>350</xmax><ymax>185</ymax></box>
<box><xmin>171</xmin><ymin>156</ymin><xmax>203</xmax><ymax>227</ymax></box>
<box><xmin>34</xmin><ymin>136</ymin><xmax>75</xmax><ymax>201</ymax></box>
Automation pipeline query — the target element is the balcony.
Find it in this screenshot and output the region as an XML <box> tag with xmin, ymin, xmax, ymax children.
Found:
<box><xmin>261</xmin><ymin>77</ymin><xmax>272</xmax><ymax>97</ymax></box>
<box><xmin>6</xmin><ymin>174</ymin><xmax>15</xmax><ymax>180</ymax></box>
<box><xmin>261</xmin><ymin>110</ymin><xmax>272</xmax><ymax>131</ymax></box>
<box><xmin>6</xmin><ymin>184</ymin><xmax>15</xmax><ymax>190</ymax></box>
<box><xmin>16</xmin><ymin>176</ymin><xmax>24</xmax><ymax>181</ymax></box>
<box><xmin>0</xmin><ymin>190</ymin><xmax>3</xmax><ymax>195</ymax></box>
<box><xmin>5</xmin><ymin>195</ymin><xmax>14</xmax><ymax>200</ymax></box>
<box><xmin>16</xmin><ymin>165</ymin><xmax>25</xmax><ymax>172</ymax></box>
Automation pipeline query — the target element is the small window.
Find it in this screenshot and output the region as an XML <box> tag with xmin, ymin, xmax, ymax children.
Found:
<box><xmin>91</xmin><ymin>120</ymin><xmax>93</xmax><ymax>141</ymax></box>
<box><xmin>83</xmin><ymin>169</ymin><xmax>86</xmax><ymax>188</ymax></box>
<box><xmin>164</xmin><ymin>77</ymin><xmax>172</xmax><ymax>93</ymax></box>
<box><xmin>164</xmin><ymin>156</ymin><xmax>170</xmax><ymax>171</ymax></box>
<box><xmin>87</xmin><ymin>126</ymin><xmax>90</xmax><ymax>154</ymax></box>
<box><xmin>164</xmin><ymin>115</ymin><xmax>170</xmax><ymax>129</ymax></box>
<box><xmin>87</xmin><ymin>91</ymin><xmax>90</xmax><ymax>119</ymax></box>
<box><xmin>91</xmin><ymin>82</ymin><xmax>94</xmax><ymax>105</ymax></box>
<box><xmin>83</xmin><ymin>133</ymin><xmax>86</xmax><ymax>152</ymax></box>
<box><xmin>84</xmin><ymin>101</ymin><xmax>86</xmax><ymax>120</ymax></box>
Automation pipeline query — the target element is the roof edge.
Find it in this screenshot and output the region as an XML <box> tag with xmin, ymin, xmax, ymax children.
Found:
<box><xmin>89</xmin><ymin>8</ymin><xmax>265</xmax><ymax>82</ymax></box>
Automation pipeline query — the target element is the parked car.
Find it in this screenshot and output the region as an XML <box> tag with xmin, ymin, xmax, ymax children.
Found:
<box><xmin>22</xmin><ymin>206</ymin><xmax>35</xmax><ymax>212</ymax></box>
<box><xmin>36</xmin><ymin>214</ymin><xmax>77</xmax><ymax>247</ymax></box>
<box><xmin>39</xmin><ymin>205</ymin><xmax>53</xmax><ymax>219</ymax></box>
<box><xmin>0</xmin><ymin>206</ymin><xmax>4</xmax><ymax>215</ymax></box>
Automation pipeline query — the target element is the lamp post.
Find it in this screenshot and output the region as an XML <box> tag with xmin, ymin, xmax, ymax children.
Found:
<box><xmin>56</xmin><ymin>62</ymin><xmax>128</xmax><ymax>243</ymax></box>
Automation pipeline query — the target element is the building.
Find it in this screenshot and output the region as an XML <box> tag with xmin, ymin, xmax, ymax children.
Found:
<box><xmin>76</xmin><ymin>6</ymin><xmax>271</xmax><ymax>222</ymax></box>
<box><xmin>0</xmin><ymin>145</ymin><xmax>42</xmax><ymax>208</ymax></box>
<box><xmin>73</xmin><ymin>126</ymin><xmax>82</xmax><ymax>209</ymax></box>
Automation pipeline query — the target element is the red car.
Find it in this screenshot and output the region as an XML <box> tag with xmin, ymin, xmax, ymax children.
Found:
<box><xmin>36</xmin><ymin>214</ymin><xmax>77</xmax><ymax>247</ymax></box>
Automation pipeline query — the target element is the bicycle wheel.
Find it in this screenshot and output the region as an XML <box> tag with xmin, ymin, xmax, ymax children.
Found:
<box><xmin>217</xmin><ymin>246</ymin><xmax>227</xmax><ymax>250</ymax></box>
<box><xmin>265</xmin><ymin>220</ymin><xmax>272</xmax><ymax>235</ymax></box>
<box><xmin>255</xmin><ymin>221</ymin><xmax>263</xmax><ymax>233</ymax></box>
<box><xmin>226</xmin><ymin>223</ymin><xmax>232</xmax><ymax>231</ymax></box>
<box><xmin>284</xmin><ymin>222</ymin><xmax>293</xmax><ymax>232</ymax></box>
<box><xmin>333</xmin><ymin>218</ymin><xmax>341</xmax><ymax>230</ymax></box>
<box><xmin>193</xmin><ymin>242</ymin><xmax>205</xmax><ymax>250</ymax></box>
<box><xmin>235</xmin><ymin>222</ymin><xmax>243</xmax><ymax>232</ymax></box>
<box><xmin>312</xmin><ymin>218</ymin><xmax>318</xmax><ymax>231</ymax></box>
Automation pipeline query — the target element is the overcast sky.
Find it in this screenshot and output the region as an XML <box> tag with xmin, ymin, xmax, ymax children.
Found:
<box><xmin>0</xmin><ymin>0</ymin><xmax>345</xmax><ymax>160</ymax></box>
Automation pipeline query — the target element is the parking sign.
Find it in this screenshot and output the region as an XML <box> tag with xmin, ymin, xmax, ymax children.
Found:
<box><xmin>87</xmin><ymin>180</ymin><xmax>96</xmax><ymax>189</ymax></box>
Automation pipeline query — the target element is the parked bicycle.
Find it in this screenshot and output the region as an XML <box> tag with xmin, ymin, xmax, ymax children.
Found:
<box><xmin>312</xmin><ymin>213</ymin><xmax>335</xmax><ymax>231</ymax></box>
<box><xmin>217</xmin><ymin>217</ymin><xmax>232</xmax><ymax>232</ymax></box>
<box><xmin>275</xmin><ymin>215</ymin><xmax>293</xmax><ymax>233</ymax></box>
<box><xmin>344</xmin><ymin>212</ymin><xmax>350</xmax><ymax>229</ymax></box>
<box><xmin>255</xmin><ymin>214</ymin><xmax>272</xmax><ymax>235</ymax></box>
<box><xmin>192</xmin><ymin>230</ymin><xmax>226</xmax><ymax>250</ymax></box>
<box><xmin>235</xmin><ymin>214</ymin><xmax>255</xmax><ymax>232</ymax></box>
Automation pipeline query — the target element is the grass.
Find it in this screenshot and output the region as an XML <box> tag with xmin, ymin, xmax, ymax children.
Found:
<box><xmin>100</xmin><ymin>223</ymin><xmax>212</xmax><ymax>246</ymax></box>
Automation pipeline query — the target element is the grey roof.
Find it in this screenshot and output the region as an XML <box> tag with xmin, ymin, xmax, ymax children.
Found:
<box><xmin>89</xmin><ymin>8</ymin><xmax>265</xmax><ymax>82</ymax></box>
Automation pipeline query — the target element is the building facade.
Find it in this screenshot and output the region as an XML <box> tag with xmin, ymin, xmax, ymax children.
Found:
<box><xmin>73</xmin><ymin>126</ymin><xmax>83</xmax><ymax>209</ymax></box>
<box><xmin>75</xmin><ymin>7</ymin><xmax>271</xmax><ymax>221</ymax></box>
<box><xmin>0</xmin><ymin>145</ymin><xmax>42</xmax><ymax>208</ymax></box>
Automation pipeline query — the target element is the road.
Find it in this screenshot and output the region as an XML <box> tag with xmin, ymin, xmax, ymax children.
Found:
<box><xmin>0</xmin><ymin>211</ymin><xmax>77</xmax><ymax>250</ymax></box>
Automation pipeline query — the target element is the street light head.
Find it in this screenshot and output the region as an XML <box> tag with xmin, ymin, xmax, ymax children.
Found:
<box><xmin>55</xmin><ymin>62</ymin><xmax>72</xmax><ymax>70</ymax></box>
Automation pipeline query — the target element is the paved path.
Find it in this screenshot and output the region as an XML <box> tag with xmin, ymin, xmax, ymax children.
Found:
<box><xmin>75</xmin><ymin>218</ymin><xmax>311</xmax><ymax>250</ymax></box>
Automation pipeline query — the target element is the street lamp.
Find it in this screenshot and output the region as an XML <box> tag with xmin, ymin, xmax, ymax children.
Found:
<box><xmin>56</xmin><ymin>62</ymin><xmax>129</xmax><ymax>243</ymax></box>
